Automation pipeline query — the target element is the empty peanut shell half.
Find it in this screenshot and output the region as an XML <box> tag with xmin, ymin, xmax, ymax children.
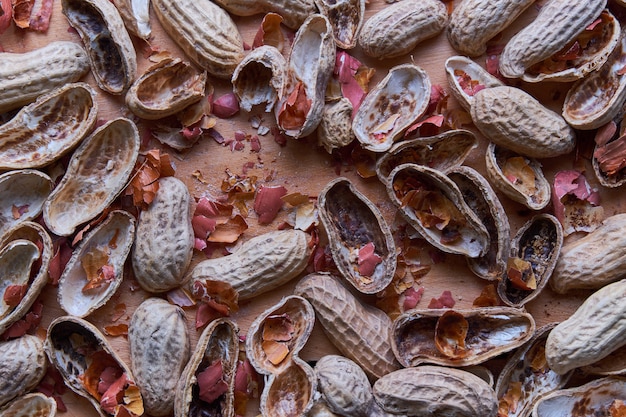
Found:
<box><xmin>387</xmin><ymin>163</ymin><xmax>490</xmax><ymax>258</ymax></box>
<box><xmin>391</xmin><ymin>307</ymin><xmax>535</xmax><ymax>367</ymax></box>
<box><xmin>315</xmin><ymin>0</ymin><xmax>365</xmax><ymax>49</ymax></box>
<box><xmin>0</xmin><ymin>222</ymin><xmax>52</xmax><ymax>336</ymax></box>
<box><xmin>448</xmin><ymin>165</ymin><xmax>510</xmax><ymax>281</ymax></box>
<box><xmin>231</xmin><ymin>45</ymin><xmax>287</xmax><ymax>113</ymax></box>
<box><xmin>0</xmin><ymin>82</ymin><xmax>98</xmax><ymax>170</ymax></box>
<box><xmin>0</xmin><ymin>335</ymin><xmax>47</xmax><ymax>408</ymax></box>
<box><xmin>318</xmin><ymin>177</ymin><xmax>396</xmax><ymax>294</ymax></box>
<box><xmin>111</xmin><ymin>0</ymin><xmax>151</xmax><ymax>39</ymax></box>
<box><xmin>62</xmin><ymin>0</ymin><xmax>137</xmax><ymax>94</ymax></box>
<box><xmin>0</xmin><ymin>170</ymin><xmax>53</xmax><ymax>237</ymax></box>
<box><xmin>45</xmin><ymin>316</ymin><xmax>144</xmax><ymax>417</ymax></box>
<box><xmin>444</xmin><ymin>55</ymin><xmax>504</xmax><ymax>112</ymax></box>
<box><xmin>175</xmin><ymin>318</ymin><xmax>235</xmax><ymax>417</ymax></box>
<box><xmin>498</xmin><ymin>214</ymin><xmax>562</xmax><ymax>308</ymax></box>
<box><xmin>126</xmin><ymin>58</ymin><xmax>207</xmax><ymax>120</ymax></box>
<box><xmin>495</xmin><ymin>323</ymin><xmax>572</xmax><ymax>417</ymax></box>
<box><xmin>485</xmin><ymin>142</ymin><xmax>551</xmax><ymax>210</ymax></box>
<box><xmin>245</xmin><ymin>296</ymin><xmax>317</xmax><ymax>417</ymax></box>
<box><xmin>58</xmin><ymin>210</ymin><xmax>136</xmax><ymax>318</ymax></box>
<box><xmin>592</xmin><ymin>112</ymin><xmax>626</xmax><ymax>188</ymax></box>
<box><xmin>353</xmin><ymin>64</ymin><xmax>431</xmax><ymax>152</ymax></box>
<box><xmin>43</xmin><ymin>117</ymin><xmax>140</xmax><ymax>236</ymax></box>
<box><xmin>276</xmin><ymin>14</ymin><xmax>335</xmax><ymax>139</ymax></box>
<box><xmin>0</xmin><ymin>392</ymin><xmax>57</xmax><ymax>417</ymax></box>
<box><xmin>376</xmin><ymin>129</ymin><xmax>478</xmax><ymax>188</ymax></box>
<box><xmin>563</xmin><ymin>24</ymin><xmax>626</xmax><ymax>130</ymax></box>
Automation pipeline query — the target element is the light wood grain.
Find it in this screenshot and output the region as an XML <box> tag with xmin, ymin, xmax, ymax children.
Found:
<box><xmin>0</xmin><ymin>0</ymin><xmax>617</xmax><ymax>416</ymax></box>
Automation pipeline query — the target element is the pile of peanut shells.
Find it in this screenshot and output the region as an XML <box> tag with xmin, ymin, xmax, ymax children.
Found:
<box><xmin>2</xmin><ymin>0</ymin><xmax>626</xmax><ymax>416</ymax></box>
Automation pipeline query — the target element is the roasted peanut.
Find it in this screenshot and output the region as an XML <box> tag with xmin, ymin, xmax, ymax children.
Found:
<box><xmin>0</xmin><ymin>335</ymin><xmax>47</xmax><ymax>407</ymax></box>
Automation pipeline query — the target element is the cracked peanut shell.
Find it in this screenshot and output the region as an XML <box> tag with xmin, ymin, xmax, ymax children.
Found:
<box><xmin>315</xmin><ymin>0</ymin><xmax>364</xmax><ymax>49</ymax></box>
<box><xmin>0</xmin><ymin>170</ymin><xmax>53</xmax><ymax>237</ymax></box>
<box><xmin>0</xmin><ymin>392</ymin><xmax>57</xmax><ymax>417</ymax></box>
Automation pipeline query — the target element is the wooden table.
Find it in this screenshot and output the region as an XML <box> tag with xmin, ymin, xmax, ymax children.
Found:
<box><xmin>1</xmin><ymin>0</ymin><xmax>617</xmax><ymax>415</ymax></box>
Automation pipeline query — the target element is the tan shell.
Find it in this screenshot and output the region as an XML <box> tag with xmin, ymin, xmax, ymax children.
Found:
<box><xmin>495</xmin><ymin>323</ymin><xmax>572</xmax><ymax>417</ymax></box>
<box><xmin>0</xmin><ymin>393</ymin><xmax>57</xmax><ymax>417</ymax></box>
<box><xmin>448</xmin><ymin>166</ymin><xmax>511</xmax><ymax>281</ymax></box>
<box><xmin>43</xmin><ymin>117</ymin><xmax>140</xmax><ymax>237</ymax></box>
<box><xmin>44</xmin><ymin>316</ymin><xmax>143</xmax><ymax>417</ymax></box>
<box><xmin>498</xmin><ymin>214</ymin><xmax>563</xmax><ymax>308</ymax></box>
<box><xmin>111</xmin><ymin>0</ymin><xmax>151</xmax><ymax>39</ymax></box>
<box><xmin>62</xmin><ymin>0</ymin><xmax>137</xmax><ymax>94</ymax></box>
<box><xmin>57</xmin><ymin>210</ymin><xmax>136</xmax><ymax>318</ymax></box>
<box><xmin>0</xmin><ymin>170</ymin><xmax>53</xmax><ymax>237</ymax></box>
<box><xmin>444</xmin><ymin>55</ymin><xmax>505</xmax><ymax>112</ymax></box>
<box><xmin>532</xmin><ymin>376</ymin><xmax>626</xmax><ymax>417</ymax></box>
<box><xmin>317</xmin><ymin>98</ymin><xmax>355</xmax><ymax>153</ymax></box>
<box><xmin>471</xmin><ymin>86</ymin><xmax>576</xmax><ymax>158</ymax></box>
<box><xmin>0</xmin><ymin>240</ymin><xmax>41</xmax><ymax>322</ymax></box>
<box><xmin>315</xmin><ymin>0</ymin><xmax>365</xmax><ymax>49</ymax></box>
<box><xmin>126</xmin><ymin>57</ymin><xmax>207</xmax><ymax>120</ymax></box>
<box><xmin>318</xmin><ymin>177</ymin><xmax>396</xmax><ymax>294</ymax></box>
<box><xmin>0</xmin><ymin>222</ymin><xmax>52</xmax><ymax>336</ymax></box>
<box><xmin>275</xmin><ymin>14</ymin><xmax>335</xmax><ymax>139</ymax></box>
<box><xmin>563</xmin><ymin>30</ymin><xmax>626</xmax><ymax>130</ymax></box>
<box><xmin>521</xmin><ymin>10</ymin><xmax>621</xmax><ymax>83</ymax></box>
<box><xmin>246</xmin><ymin>296</ymin><xmax>317</xmax><ymax>417</ymax></box>
<box><xmin>386</xmin><ymin>163</ymin><xmax>490</xmax><ymax>258</ymax></box>
<box><xmin>391</xmin><ymin>307</ymin><xmax>536</xmax><ymax>367</ymax></box>
<box><xmin>130</xmin><ymin>298</ymin><xmax>189</xmax><ymax>417</ymax></box>
<box><xmin>376</xmin><ymin>129</ymin><xmax>478</xmax><ymax>188</ymax></box>
<box><xmin>151</xmin><ymin>0</ymin><xmax>244</xmax><ymax>79</ymax></box>
<box><xmin>485</xmin><ymin>142</ymin><xmax>551</xmax><ymax>210</ymax></box>
<box><xmin>0</xmin><ymin>82</ymin><xmax>98</xmax><ymax>170</ymax></box>
<box><xmin>373</xmin><ymin>365</ymin><xmax>498</xmax><ymax>417</ymax></box>
<box><xmin>447</xmin><ymin>0</ymin><xmax>535</xmax><ymax>58</ymax></box>
<box><xmin>358</xmin><ymin>0</ymin><xmax>448</xmax><ymax>59</ymax></box>
<box><xmin>592</xmin><ymin>111</ymin><xmax>626</xmax><ymax>188</ymax></box>
<box><xmin>175</xmin><ymin>318</ymin><xmax>236</xmax><ymax>417</ymax></box>
<box><xmin>498</xmin><ymin>0</ymin><xmax>607</xmax><ymax>79</ymax></box>
<box><xmin>0</xmin><ymin>335</ymin><xmax>47</xmax><ymax>408</ymax></box>
<box><xmin>211</xmin><ymin>0</ymin><xmax>317</xmax><ymax>29</ymax></box>
<box><xmin>352</xmin><ymin>64</ymin><xmax>431</xmax><ymax>153</ymax></box>
<box><xmin>294</xmin><ymin>273</ymin><xmax>401</xmax><ymax>380</ymax></box>
<box><xmin>231</xmin><ymin>45</ymin><xmax>287</xmax><ymax>113</ymax></box>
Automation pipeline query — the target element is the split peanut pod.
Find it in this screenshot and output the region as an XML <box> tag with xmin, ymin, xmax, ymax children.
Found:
<box><xmin>132</xmin><ymin>176</ymin><xmax>194</xmax><ymax>293</ymax></box>
<box><xmin>386</xmin><ymin>163</ymin><xmax>490</xmax><ymax>258</ymax></box>
<box><xmin>126</xmin><ymin>58</ymin><xmax>207</xmax><ymax>120</ymax></box>
<box><xmin>373</xmin><ymin>365</ymin><xmax>498</xmax><ymax>417</ymax></box>
<box><xmin>447</xmin><ymin>0</ymin><xmax>535</xmax><ymax>58</ymax></box>
<box><xmin>375</xmin><ymin>129</ymin><xmax>478</xmax><ymax>188</ymax></box>
<box><xmin>45</xmin><ymin>316</ymin><xmax>144</xmax><ymax>417</ymax></box>
<box><xmin>0</xmin><ymin>41</ymin><xmax>90</xmax><ymax>114</ymax></box>
<box><xmin>352</xmin><ymin>64</ymin><xmax>431</xmax><ymax>153</ymax></box>
<box><xmin>0</xmin><ymin>222</ymin><xmax>52</xmax><ymax>336</ymax></box>
<box><xmin>130</xmin><ymin>298</ymin><xmax>189</xmax><ymax>417</ymax></box>
<box><xmin>0</xmin><ymin>82</ymin><xmax>98</xmax><ymax>170</ymax></box>
<box><xmin>275</xmin><ymin>14</ymin><xmax>335</xmax><ymax>139</ymax></box>
<box><xmin>532</xmin><ymin>376</ymin><xmax>626</xmax><ymax>417</ymax></box>
<box><xmin>294</xmin><ymin>273</ymin><xmax>401</xmax><ymax>380</ymax></box>
<box><xmin>495</xmin><ymin>323</ymin><xmax>572</xmax><ymax>417</ymax></box>
<box><xmin>232</xmin><ymin>45</ymin><xmax>287</xmax><ymax>113</ymax></box>
<box><xmin>318</xmin><ymin>177</ymin><xmax>396</xmax><ymax>294</ymax></box>
<box><xmin>246</xmin><ymin>296</ymin><xmax>317</xmax><ymax>417</ymax></box>
<box><xmin>448</xmin><ymin>165</ymin><xmax>510</xmax><ymax>281</ymax></box>
<box><xmin>0</xmin><ymin>392</ymin><xmax>57</xmax><ymax>417</ymax></box>
<box><xmin>471</xmin><ymin>86</ymin><xmax>576</xmax><ymax>159</ymax></box>
<box><xmin>151</xmin><ymin>0</ymin><xmax>244</xmax><ymax>79</ymax></box>
<box><xmin>315</xmin><ymin>0</ymin><xmax>364</xmax><ymax>49</ymax></box>
<box><xmin>0</xmin><ymin>335</ymin><xmax>47</xmax><ymax>408</ymax></box>
<box><xmin>592</xmin><ymin>111</ymin><xmax>626</xmax><ymax>188</ymax></box>
<box><xmin>57</xmin><ymin>210</ymin><xmax>136</xmax><ymax>318</ymax></box>
<box><xmin>545</xmin><ymin>279</ymin><xmax>626</xmax><ymax>375</ymax></box>
<box><xmin>485</xmin><ymin>142</ymin><xmax>551</xmax><ymax>211</ymax></box>
<box><xmin>498</xmin><ymin>0</ymin><xmax>607</xmax><ymax>80</ymax></box>
<box><xmin>563</xmin><ymin>24</ymin><xmax>626</xmax><ymax>130</ymax></box>
<box><xmin>498</xmin><ymin>214</ymin><xmax>562</xmax><ymax>308</ymax></box>
<box><xmin>43</xmin><ymin>117</ymin><xmax>140</xmax><ymax>237</ymax></box>
<box><xmin>190</xmin><ymin>229</ymin><xmax>311</xmax><ymax>301</ymax></box>
<box><xmin>444</xmin><ymin>55</ymin><xmax>504</xmax><ymax>112</ymax></box>
<box><xmin>391</xmin><ymin>307</ymin><xmax>536</xmax><ymax>367</ymax></box>
<box><xmin>62</xmin><ymin>0</ymin><xmax>137</xmax><ymax>94</ymax></box>
<box><xmin>211</xmin><ymin>0</ymin><xmax>316</xmax><ymax>30</ymax></box>
<box><xmin>0</xmin><ymin>170</ymin><xmax>53</xmax><ymax>237</ymax></box>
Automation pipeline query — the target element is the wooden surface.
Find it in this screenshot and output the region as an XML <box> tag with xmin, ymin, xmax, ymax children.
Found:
<box><xmin>1</xmin><ymin>0</ymin><xmax>621</xmax><ymax>416</ymax></box>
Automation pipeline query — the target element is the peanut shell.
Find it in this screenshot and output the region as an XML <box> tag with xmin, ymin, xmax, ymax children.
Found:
<box><xmin>111</xmin><ymin>0</ymin><xmax>151</xmax><ymax>39</ymax></box>
<box><xmin>0</xmin><ymin>170</ymin><xmax>53</xmax><ymax>237</ymax></box>
<box><xmin>211</xmin><ymin>0</ymin><xmax>316</xmax><ymax>29</ymax></box>
<box><xmin>317</xmin><ymin>98</ymin><xmax>355</xmax><ymax>154</ymax></box>
<box><xmin>0</xmin><ymin>336</ymin><xmax>46</xmax><ymax>408</ymax></box>
<box><xmin>0</xmin><ymin>393</ymin><xmax>57</xmax><ymax>417</ymax></box>
<box><xmin>444</xmin><ymin>55</ymin><xmax>505</xmax><ymax>112</ymax></box>
<box><xmin>315</xmin><ymin>0</ymin><xmax>365</xmax><ymax>49</ymax></box>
